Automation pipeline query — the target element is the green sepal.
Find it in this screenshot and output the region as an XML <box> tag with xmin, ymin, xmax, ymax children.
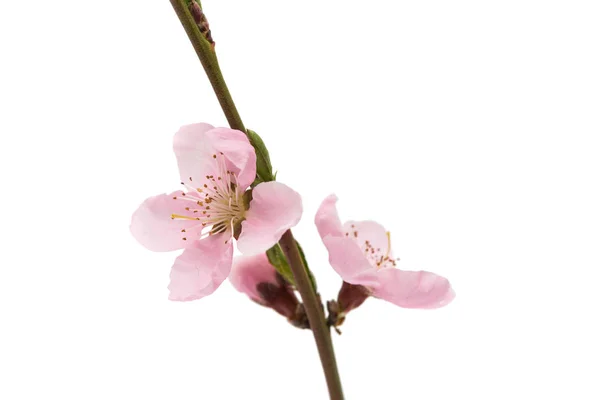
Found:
<box><xmin>265</xmin><ymin>241</ymin><xmax>318</xmax><ymax>291</ymax></box>
<box><xmin>246</xmin><ymin>129</ymin><xmax>274</xmax><ymax>186</ymax></box>
<box><xmin>266</xmin><ymin>244</ymin><xmax>295</xmax><ymax>286</ymax></box>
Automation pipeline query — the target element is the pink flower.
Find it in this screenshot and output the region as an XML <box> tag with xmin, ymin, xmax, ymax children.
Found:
<box><xmin>130</xmin><ymin>123</ymin><xmax>302</xmax><ymax>301</ymax></box>
<box><xmin>315</xmin><ymin>195</ymin><xmax>454</xmax><ymax>309</ymax></box>
<box><xmin>229</xmin><ymin>253</ymin><xmax>301</xmax><ymax>322</ymax></box>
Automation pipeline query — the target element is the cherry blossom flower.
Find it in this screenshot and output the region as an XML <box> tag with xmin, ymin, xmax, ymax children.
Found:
<box><xmin>130</xmin><ymin>123</ymin><xmax>302</xmax><ymax>301</ymax></box>
<box><xmin>315</xmin><ymin>195</ymin><xmax>454</xmax><ymax>310</ymax></box>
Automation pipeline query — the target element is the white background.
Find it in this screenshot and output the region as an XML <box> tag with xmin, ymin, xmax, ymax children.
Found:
<box><xmin>1</xmin><ymin>1</ymin><xmax>599</xmax><ymax>399</ymax></box>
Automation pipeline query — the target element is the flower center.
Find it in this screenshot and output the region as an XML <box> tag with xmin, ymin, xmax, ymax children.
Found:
<box><xmin>171</xmin><ymin>152</ymin><xmax>246</xmax><ymax>243</ymax></box>
<box><xmin>365</xmin><ymin>232</ymin><xmax>397</xmax><ymax>269</ymax></box>
<box><xmin>346</xmin><ymin>225</ymin><xmax>398</xmax><ymax>269</ymax></box>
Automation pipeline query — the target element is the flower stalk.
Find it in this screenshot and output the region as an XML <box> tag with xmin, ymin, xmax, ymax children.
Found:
<box><xmin>167</xmin><ymin>1</ymin><xmax>345</xmax><ymax>398</ymax></box>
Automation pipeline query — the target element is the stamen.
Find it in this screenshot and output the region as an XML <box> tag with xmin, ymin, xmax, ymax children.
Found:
<box><xmin>356</xmin><ymin>231</ymin><xmax>397</xmax><ymax>270</ymax></box>
<box><xmin>171</xmin><ymin>214</ymin><xmax>199</xmax><ymax>221</ymax></box>
<box><xmin>170</xmin><ymin>152</ymin><xmax>246</xmax><ymax>242</ymax></box>
<box><xmin>385</xmin><ymin>231</ymin><xmax>392</xmax><ymax>259</ymax></box>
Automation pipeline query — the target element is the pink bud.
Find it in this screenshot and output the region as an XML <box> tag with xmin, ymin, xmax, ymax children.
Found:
<box><xmin>229</xmin><ymin>253</ymin><xmax>301</xmax><ymax>321</ymax></box>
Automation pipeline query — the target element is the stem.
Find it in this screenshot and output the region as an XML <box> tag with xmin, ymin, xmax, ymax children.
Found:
<box><xmin>168</xmin><ymin>1</ymin><xmax>344</xmax><ymax>398</ymax></box>
<box><xmin>279</xmin><ymin>231</ymin><xmax>345</xmax><ymax>400</ymax></box>
<box><xmin>169</xmin><ymin>0</ymin><xmax>245</xmax><ymax>131</ymax></box>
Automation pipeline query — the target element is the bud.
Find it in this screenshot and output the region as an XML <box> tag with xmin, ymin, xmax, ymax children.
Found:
<box><xmin>189</xmin><ymin>0</ymin><xmax>215</xmax><ymax>46</ymax></box>
<box><xmin>230</xmin><ymin>253</ymin><xmax>307</xmax><ymax>328</ymax></box>
<box><xmin>255</xmin><ymin>281</ymin><xmax>298</xmax><ymax>320</ymax></box>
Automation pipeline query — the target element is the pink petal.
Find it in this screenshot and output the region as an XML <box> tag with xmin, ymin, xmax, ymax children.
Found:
<box><xmin>204</xmin><ymin>128</ymin><xmax>257</xmax><ymax>189</ymax></box>
<box><xmin>371</xmin><ymin>269</ymin><xmax>455</xmax><ymax>309</ymax></box>
<box><xmin>237</xmin><ymin>182</ymin><xmax>303</xmax><ymax>255</ymax></box>
<box><xmin>173</xmin><ymin>124</ymin><xmax>256</xmax><ymax>189</ymax></box>
<box><xmin>130</xmin><ymin>191</ymin><xmax>200</xmax><ymax>252</ymax></box>
<box><xmin>322</xmin><ymin>236</ymin><xmax>380</xmax><ymax>286</ymax></box>
<box><xmin>173</xmin><ymin>123</ymin><xmax>215</xmax><ymax>183</ymax></box>
<box><xmin>168</xmin><ymin>233</ymin><xmax>234</xmax><ymax>301</ymax></box>
<box><xmin>229</xmin><ymin>253</ymin><xmax>278</xmax><ymax>302</ymax></box>
<box><xmin>314</xmin><ymin>194</ymin><xmax>344</xmax><ymax>239</ymax></box>
<box><xmin>343</xmin><ymin>220</ymin><xmax>393</xmax><ymax>260</ymax></box>
<box><xmin>315</xmin><ymin>195</ymin><xmax>379</xmax><ymax>281</ymax></box>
